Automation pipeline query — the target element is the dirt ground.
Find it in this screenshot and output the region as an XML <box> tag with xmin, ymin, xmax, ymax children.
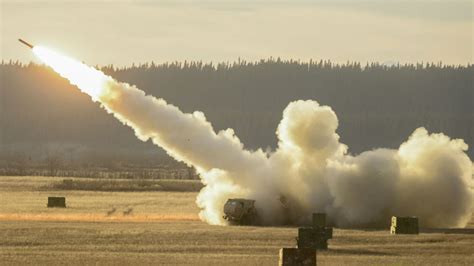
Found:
<box><xmin>0</xmin><ymin>176</ymin><xmax>473</xmax><ymax>265</ymax></box>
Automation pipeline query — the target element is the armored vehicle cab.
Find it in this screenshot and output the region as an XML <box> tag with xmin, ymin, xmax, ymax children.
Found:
<box><xmin>223</xmin><ymin>198</ymin><xmax>257</xmax><ymax>225</ymax></box>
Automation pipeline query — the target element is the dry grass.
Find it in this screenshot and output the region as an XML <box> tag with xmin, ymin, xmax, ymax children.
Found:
<box><xmin>0</xmin><ymin>176</ymin><xmax>473</xmax><ymax>265</ymax></box>
<box><xmin>50</xmin><ymin>178</ymin><xmax>165</xmax><ymax>192</ymax></box>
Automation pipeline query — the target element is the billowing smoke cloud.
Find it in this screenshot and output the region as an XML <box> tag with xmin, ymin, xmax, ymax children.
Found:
<box><xmin>34</xmin><ymin>47</ymin><xmax>473</xmax><ymax>228</ymax></box>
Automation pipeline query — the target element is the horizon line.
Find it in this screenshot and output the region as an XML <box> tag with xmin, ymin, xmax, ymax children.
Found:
<box><xmin>2</xmin><ymin>58</ymin><xmax>473</xmax><ymax>69</ymax></box>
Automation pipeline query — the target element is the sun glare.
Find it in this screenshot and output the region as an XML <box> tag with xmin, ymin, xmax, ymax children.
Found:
<box><xmin>33</xmin><ymin>46</ymin><xmax>110</xmax><ymax>101</ymax></box>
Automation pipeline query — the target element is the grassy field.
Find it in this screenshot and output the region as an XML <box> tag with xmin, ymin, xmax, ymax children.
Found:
<box><xmin>0</xmin><ymin>176</ymin><xmax>473</xmax><ymax>265</ymax></box>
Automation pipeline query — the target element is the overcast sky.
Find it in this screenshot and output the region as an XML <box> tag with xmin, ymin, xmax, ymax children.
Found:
<box><xmin>1</xmin><ymin>0</ymin><xmax>472</xmax><ymax>66</ymax></box>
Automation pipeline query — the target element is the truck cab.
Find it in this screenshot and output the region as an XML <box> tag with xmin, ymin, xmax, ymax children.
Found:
<box><xmin>223</xmin><ymin>198</ymin><xmax>258</xmax><ymax>225</ymax></box>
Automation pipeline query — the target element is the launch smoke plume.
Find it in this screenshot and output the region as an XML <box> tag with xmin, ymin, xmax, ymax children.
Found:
<box><xmin>33</xmin><ymin>47</ymin><xmax>473</xmax><ymax>228</ymax></box>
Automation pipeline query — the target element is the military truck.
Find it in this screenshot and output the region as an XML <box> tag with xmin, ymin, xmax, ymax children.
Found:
<box><xmin>223</xmin><ymin>198</ymin><xmax>258</xmax><ymax>225</ymax></box>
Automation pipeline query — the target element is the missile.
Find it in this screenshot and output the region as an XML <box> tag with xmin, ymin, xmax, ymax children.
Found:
<box><xmin>18</xmin><ymin>39</ymin><xmax>34</xmax><ymax>49</ymax></box>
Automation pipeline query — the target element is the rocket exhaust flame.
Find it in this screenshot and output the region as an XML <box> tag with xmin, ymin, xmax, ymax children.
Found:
<box><xmin>32</xmin><ymin>46</ymin><xmax>473</xmax><ymax>228</ymax></box>
<box><xmin>33</xmin><ymin>47</ymin><xmax>111</xmax><ymax>101</ymax></box>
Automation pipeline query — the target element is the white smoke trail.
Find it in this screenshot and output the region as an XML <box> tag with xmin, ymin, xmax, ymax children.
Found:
<box><xmin>34</xmin><ymin>47</ymin><xmax>473</xmax><ymax>228</ymax></box>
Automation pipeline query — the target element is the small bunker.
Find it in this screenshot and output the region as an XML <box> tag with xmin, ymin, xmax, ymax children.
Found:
<box><xmin>279</xmin><ymin>248</ymin><xmax>316</xmax><ymax>266</ymax></box>
<box><xmin>47</xmin><ymin>197</ymin><xmax>66</xmax><ymax>208</ymax></box>
<box><xmin>390</xmin><ymin>216</ymin><xmax>419</xmax><ymax>235</ymax></box>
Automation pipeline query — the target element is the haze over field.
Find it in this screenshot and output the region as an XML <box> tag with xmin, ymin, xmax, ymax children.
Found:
<box><xmin>1</xmin><ymin>62</ymin><xmax>473</xmax><ymax>162</ymax></box>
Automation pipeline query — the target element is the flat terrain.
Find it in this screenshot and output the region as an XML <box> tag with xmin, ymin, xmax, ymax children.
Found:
<box><xmin>0</xmin><ymin>176</ymin><xmax>473</xmax><ymax>265</ymax></box>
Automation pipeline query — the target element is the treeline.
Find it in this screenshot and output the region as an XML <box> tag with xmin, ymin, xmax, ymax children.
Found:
<box><xmin>0</xmin><ymin>59</ymin><xmax>472</xmax><ymax>176</ymax></box>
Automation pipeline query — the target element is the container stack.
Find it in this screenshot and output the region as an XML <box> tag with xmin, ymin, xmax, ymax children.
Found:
<box><xmin>296</xmin><ymin>213</ymin><xmax>333</xmax><ymax>250</ymax></box>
